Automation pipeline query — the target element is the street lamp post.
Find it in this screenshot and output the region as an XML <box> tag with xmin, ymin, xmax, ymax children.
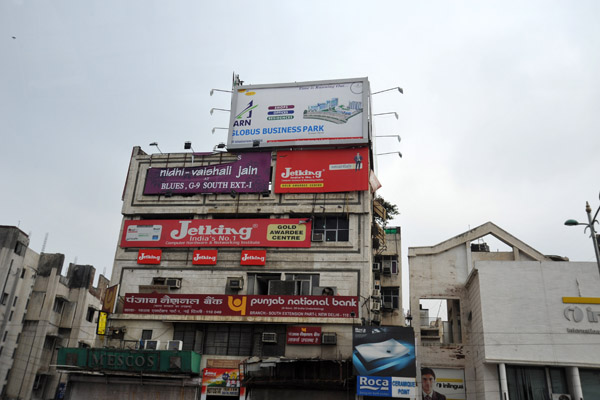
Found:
<box><xmin>565</xmin><ymin>194</ymin><xmax>600</xmax><ymax>274</ymax></box>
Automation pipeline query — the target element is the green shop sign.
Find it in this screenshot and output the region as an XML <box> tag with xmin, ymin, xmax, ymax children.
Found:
<box><xmin>58</xmin><ymin>348</ymin><xmax>201</xmax><ymax>374</ymax></box>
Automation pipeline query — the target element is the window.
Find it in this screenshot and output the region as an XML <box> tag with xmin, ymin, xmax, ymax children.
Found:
<box><xmin>506</xmin><ymin>366</ymin><xmax>548</xmax><ymax>400</ymax></box>
<box><xmin>174</xmin><ymin>323</ymin><xmax>285</xmax><ymax>358</ymax></box>
<box><xmin>141</xmin><ymin>330</ymin><xmax>153</xmax><ymax>341</ymax></box>
<box><xmin>247</xmin><ymin>273</ymin><xmax>320</xmax><ymax>295</ymax></box>
<box><xmin>581</xmin><ymin>368</ymin><xmax>600</xmax><ymax>399</ymax></box>
<box><xmin>382</xmin><ymin>287</ymin><xmax>400</xmax><ymax>310</ymax></box>
<box><xmin>43</xmin><ymin>336</ymin><xmax>55</xmax><ymax>350</ymax></box>
<box><xmin>2</xmin><ymin>331</ymin><xmax>7</xmax><ymax>342</ymax></box>
<box><xmin>0</xmin><ymin>293</ymin><xmax>8</xmax><ymax>305</ymax></box>
<box><xmin>14</xmin><ymin>241</ymin><xmax>26</xmax><ymax>256</ymax></box>
<box><xmin>16</xmin><ymin>333</ymin><xmax>20</xmax><ymax>344</ymax></box>
<box><xmin>12</xmin><ymin>297</ymin><xmax>18</xmax><ymax>307</ymax></box>
<box><xmin>247</xmin><ymin>273</ymin><xmax>281</xmax><ymax>295</ymax></box>
<box><xmin>20</xmin><ymin>269</ymin><xmax>25</xmax><ymax>279</ymax></box>
<box><xmin>53</xmin><ymin>298</ymin><xmax>66</xmax><ymax>313</ymax></box>
<box><xmin>86</xmin><ymin>307</ymin><xmax>95</xmax><ymax>323</ymax></box>
<box><xmin>8</xmin><ymin>311</ymin><xmax>13</xmax><ymax>322</ymax></box>
<box><xmin>313</xmin><ymin>215</ymin><xmax>349</xmax><ymax>242</ymax></box>
<box><xmin>375</xmin><ymin>255</ymin><xmax>399</xmax><ymax>275</ymax></box>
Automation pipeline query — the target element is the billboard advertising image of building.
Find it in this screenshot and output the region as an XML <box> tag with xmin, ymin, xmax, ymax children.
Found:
<box><xmin>227</xmin><ymin>78</ymin><xmax>370</xmax><ymax>149</ymax></box>
<box><xmin>274</xmin><ymin>147</ymin><xmax>369</xmax><ymax>193</ymax></box>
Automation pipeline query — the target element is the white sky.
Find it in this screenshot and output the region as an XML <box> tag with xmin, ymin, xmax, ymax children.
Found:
<box><xmin>2</xmin><ymin>1</ymin><xmax>599</xmax><ymax>311</ymax></box>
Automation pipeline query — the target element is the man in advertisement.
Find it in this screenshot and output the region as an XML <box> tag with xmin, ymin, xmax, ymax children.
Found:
<box><xmin>354</xmin><ymin>152</ymin><xmax>363</xmax><ymax>171</ymax></box>
<box><xmin>421</xmin><ymin>367</ymin><xmax>446</xmax><ymax>400</ymax></box>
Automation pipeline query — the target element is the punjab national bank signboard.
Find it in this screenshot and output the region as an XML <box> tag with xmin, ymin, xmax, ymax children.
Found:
<box><xmin>143</xmin><ymin>152</ymin><xmax>271</xmax><ymax>195</ymax></box>
<box><xmin>227</xmin><ymin>78</ymin><xmax>369</xmax><ymax>149</ymax></box>
<box><xmin>123</xmin><ymin>293</ymin><xmax>358</xmax><ymax>318</ymax></box>
<box><xmin>120</xmin><ymin>219</ymin><xmax>311</xmax><ymax>248</ymax></box>
<box><xmin>275</xmin><ymin>147</ymin><xmax>369</xmax><ymax>193</ymax></box>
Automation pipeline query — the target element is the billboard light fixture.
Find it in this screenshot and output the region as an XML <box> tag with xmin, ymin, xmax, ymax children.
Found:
<box><xmin>149</xmin><ymin>142</ymin><xmax>163</xmax><ymax>154</ymax></box>
<box><xmin>377</xmin><ymin>151</ymin><xmax>402</xmax><ymax>158</ymax></box>
<box><xmin>213</xmin><ymin>143</ymin><xmax>227</xmax><ymax>153</ymax></box>
<box><xmin>210</xmin><ymin>89</ymin><xmax>232</xmax><ymax>96</ymax></box>
<box><xmin>212</xmin><ymin>127</ymin><xmax>228</xmax><ymax>134</ymax></box>
<box><xmin>210</xmin><ymin>108</ymin><xmax>230</xmax><ymax>115</ymax></box>
<box><xmin>375</xmin><ymin>135</ymin><xmax>401</xmax><ymax>143</ymax></box>
<box><xmin>373</xmin><ymin>112</ymin><xmax>398</xmax><ymax>120</ymax></box>
<box><xmin>372</xmin><ymin>87</ymin><xmax>403</xmax><ymax>95</ymax></box>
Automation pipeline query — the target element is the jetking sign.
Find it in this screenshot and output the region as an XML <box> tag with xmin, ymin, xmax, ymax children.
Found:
<box><xmin>120</xmin><ymin>218</ymin><xmax>311</xmax><ymax>248</ymax></box>
<box><xmin>562</xmin><ymin>297</ymin><xmax>600</xmax><ymax>335</ymax></box>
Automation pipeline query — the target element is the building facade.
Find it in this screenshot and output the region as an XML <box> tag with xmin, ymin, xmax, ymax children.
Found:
<box><xmin>409</xmin><ymin>222</ymin><xmax>600</xmax><ymax>400</ymax></box>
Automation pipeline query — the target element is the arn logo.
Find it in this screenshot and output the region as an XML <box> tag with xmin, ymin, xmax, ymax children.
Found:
<box><xmin>233</xmin><ymin>100</ymin><xmax>257</xmax><ymax>127</ymax></box>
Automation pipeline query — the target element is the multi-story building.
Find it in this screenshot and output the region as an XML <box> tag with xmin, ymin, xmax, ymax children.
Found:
<box><xmin>0</xmin><ymin>226</ymin><xmax>109</xmax><ymax>400</ymax></box>
<box><xmin>0</xmin><ymin>226</ymin><xmax>38</xmax><ymax>398</ymax></box>
<box><xmin>57</xmin><ymin>77</ymin><xmax>407</xmax><ymax>399</ymax></box>
<box><xmin>409</xmin><ymin>221</ymin><xmax>600</xmax><ymax>400</ymax></box>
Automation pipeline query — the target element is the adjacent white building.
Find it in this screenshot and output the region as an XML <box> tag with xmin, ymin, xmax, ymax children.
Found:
<box><xmin>409</xmin><ymin>222</ymin><xmax>600</xmax><ymax>400</ymax></box>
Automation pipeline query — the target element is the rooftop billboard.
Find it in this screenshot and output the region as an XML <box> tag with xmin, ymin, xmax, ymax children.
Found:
<box><xmin>227</xmin><ymin>78</ymin><xmax>370</xmax><ymax>149</ymax></box>
<box><xmin>143</xmin><ymin>152</ymin><xmax>271</xmax><ymax>195</ymax></box>
<box><xmin>275</xmin><ymin>147</ymin><xmax>369</xmax><ymax>193</ymax></box>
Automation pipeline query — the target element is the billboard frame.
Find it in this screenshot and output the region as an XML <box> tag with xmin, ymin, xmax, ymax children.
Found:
<box><xmin>227</xmin><ymin>77</ymin><xmax>370</xmax><ymax>150</ymax></box>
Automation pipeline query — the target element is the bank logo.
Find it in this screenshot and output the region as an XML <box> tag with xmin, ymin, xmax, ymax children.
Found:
<box><xmin>234</xmin><ymin>101</ymin><xmax>258</xmax><ymax>127</ymax></box>
<box><xmin>228</xmin><ymin>296</ymin><xmax>247</xmax><ymax>316</ymax></box>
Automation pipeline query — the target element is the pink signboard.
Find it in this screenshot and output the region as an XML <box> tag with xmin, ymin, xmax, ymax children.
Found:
<box><xmin>287</xmin><ymin>326</ymin><xmax>322</xmax><ymax>345</ymax></box>
<box><xmin>120</xmin><ymin>219</ymin><xmax>311</xmax><ymax>248</ymax></box>
<box><xmin>123</xmin><ymin>293</ymin><xmax>358</xmax><ymax>318</ymax></box>
<box><xmin>143</xmin><ymin>152</ymin><xmax>271</xmax><ymax>195</ymax></box>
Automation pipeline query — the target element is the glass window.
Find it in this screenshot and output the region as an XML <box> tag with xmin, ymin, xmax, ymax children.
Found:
<box><xmin>548</xmin><ymin>367</ymin><xmax>568</xmax><ymax>394</ymax></box>
<box><xmin>141</xmin><ymin>330</ymin><xmax>153</xmax><ymax>340</ymax></box>
<box><xmin>381</xmin><ymin>287</ymin><xmax>400</xmax><ymax>309</ymax></box>
<box><xmin>506</xmin><ymin>365</ymin><xmax>548</xmax><ymax>400</ymax></box>
<box><xmin>313</xmin><ymin>216</ymin><xmax>350</xmax><ymax>242</ymax></box>
<box><xmin>86</xmin><ymin>307</ymin><xmax>95</xmax><ymax>322</ymax></box>
<box><xmin>581</xmin><ymin>368</ymin><xmax>600</xmax><ymax>399</ymax></box>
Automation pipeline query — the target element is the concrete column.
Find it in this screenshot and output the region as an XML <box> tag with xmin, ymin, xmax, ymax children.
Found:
<box><xmin>567</xmin><ymin>366</ymin><xmax>584</xmax><ymax>400</ymax></box>
<box><xmin>498</xmin><ymin>363</ymin><xmax>509</xmax><ymax>400</ymax></box>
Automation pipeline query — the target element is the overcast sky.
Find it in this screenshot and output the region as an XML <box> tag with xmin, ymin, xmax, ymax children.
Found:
<box><xmin>2</xmin><ymin>1</ymin><xmax>599</xmax><ymax>309</ymax></box>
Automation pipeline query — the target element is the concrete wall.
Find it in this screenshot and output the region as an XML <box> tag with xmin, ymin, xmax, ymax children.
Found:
<box><xmin>474</xmin><ymin>260</ymin><xmax>600</xmax><ymax>367</ymax></box>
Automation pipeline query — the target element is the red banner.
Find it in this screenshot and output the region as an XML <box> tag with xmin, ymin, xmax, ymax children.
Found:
<box><xmin>120</xmin><ymin>219</ymin><xmax>311</xmax><ymax>248</ymax></box>
<box><xmin>123</xmin><ymin>293</ymin><xmax>358</xmax><ymax>318</ymax></box>
<box><xmin>240</xmin><ymin>250</ymin><xmax>266</xmax><ymax>265</ymax></box>
<box><xmin>275</xmin><ymin>147</ymin><xmax>369</xmax><ymax>193</ymax></box>
<box><xmin>192</xmin><ymin>250</ymin><xmax>218</xmax><ymax>265</ymax></box>
<box><xmin>287</xmin><ymin>326</ymin><xmax>322</xmax><ymax>344</ymax></box>
<box><xmin>137</xmin><ymin>249</ymin><xmax>162</xmax><ymax>264</ymax></box>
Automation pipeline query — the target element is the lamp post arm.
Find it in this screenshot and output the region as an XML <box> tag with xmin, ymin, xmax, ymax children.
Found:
<box><xmin>585</xmin><ymin>202</ymin><xmax>600</xmax><ymax>269</ymax></box>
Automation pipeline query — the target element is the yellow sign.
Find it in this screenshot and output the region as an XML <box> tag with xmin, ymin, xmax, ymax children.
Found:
<box><xmin>562</xmin><ymin>297</ymin><xmax>600</xmax><ymax>304</ymax></box>
<box><xmin>266</xmin><ymin>224</ymin><xmax>306</xmax><ymax>241</ymax></box>
<box><xmin>97</xmin><ymin>311</ymin><xmax>108</xmax><ymax>335</ymax></box>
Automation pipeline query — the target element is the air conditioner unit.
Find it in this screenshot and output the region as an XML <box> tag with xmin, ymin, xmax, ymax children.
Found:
<box><xmin>322</xmin><ymin>332</ymin><xmax>337</xmax><ymax>345</ymax></box>
<box><xmin>167</xmin><ymin>340</ymin><xmax>183</xmax><ymax>351</ymax></box>
<box><xmin>372</xmin><ymin>263</ymin><xmax>381</xmax><ymax>272</ymax></box>
<box><xmin>382</xmin><ymin>266</ymin><xmax>391</xmax><ymax>275</ymax></box>
<box><xmin>312</xmin><ymin>232</ymin><xmax>324</xmax><ymax>242</ymax></box>
<box><xmin>372</xmin><ymin>289</ymin><xmax>381</xmax><ymax>297</ymax></box>
<box><xmin>165</xmin><ymin>278</ymin><xmax>181</xmax><ymax>289</ymax></box>
<box><xmin>552</xmin><ymin>394</ymin><xmax>572</xmax><ymax>400</ymax></box>
<box><xmin>372</xmin><ymin>313</ymin><xmax>382</xmax><ymax>324</ymax></box>
<box><xmin>142</xmin><ymin>340</ymin><xmax>160</xmax><ymax>350</ymax></box>
<box><xmin>227</xmin><ymin>277</ymin><xmax>244</xmax><ymax>290</ymax></box>
<box><xmin>371</xmin><ymin>300</ymin><xmax>381</xmax><ymax>312</ymax></box>
<box><xmin>262</xmin><ymin>332</ymin><xmax>277</xmax><ymax>343</ymax></box>
<box><xmin>373</xmin><ymin>280</ymin><xmax>381</xmax><ymax>291</ymax></box>
<box><xmin>382</xmin><ymin>301</ymin><xmax>393</xmax><ymax>309</ymax></box>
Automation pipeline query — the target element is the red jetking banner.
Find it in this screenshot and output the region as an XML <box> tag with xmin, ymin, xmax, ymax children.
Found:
<box><xmin>274</xmin><ymin>147</ymin><xmax>369</xmax><ymax>193</ymax></box>
<box><xmin>120</xmin><ymin>219</ymin><xmax>311</xmax><ymax>248</ymax></box>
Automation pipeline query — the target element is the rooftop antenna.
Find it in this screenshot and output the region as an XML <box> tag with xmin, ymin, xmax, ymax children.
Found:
<box><xmin>41</xmin><ymin>233</ymin><xmax>48</xmax><ymax>253</ymax></box>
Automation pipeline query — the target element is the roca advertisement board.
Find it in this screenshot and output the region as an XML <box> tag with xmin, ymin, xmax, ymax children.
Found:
<box><xmin>353</xmin><ymin>326</ymin><xmax>416</xmax><ymax>398</ymax></box>
<box><xmin>227</xmin><ymin>77</ymin><xmax>370</xmax><ymax>149</ymax></box>
<box><xmin>274</xmin><ymin>147</ymin><xmax>369</xmax><ymax>193</ymax></box>
<box><xmin>120</xmin><ymin>218</ymin><xmax>311</xmax><ymax>248</ymax></box>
